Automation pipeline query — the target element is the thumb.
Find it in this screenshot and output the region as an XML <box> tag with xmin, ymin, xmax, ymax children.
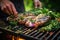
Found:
<box><xmin>34</xmin><ymin>2</ymin><xmax>38</xmax><ymax>8</ymax></box>
<box><xmin>14</xmin><ymin>11</ymin><xmax>18</xmax><ymax>18</ymax></box>
<box><xmin>10</xmin><ymin>3</ymin><xmax>18</xmax><ymax>17</ymax></box>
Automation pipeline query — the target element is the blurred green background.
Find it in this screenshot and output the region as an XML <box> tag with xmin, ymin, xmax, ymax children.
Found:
<box><xmin>24</xmin><ymin>0</ymin><xmax>60</xmax><ymax>12</ymax></box>
<box><xmin>41</xmin><ymin>0</ymin><xmax>60</xmax><ymax>12</ymax></box>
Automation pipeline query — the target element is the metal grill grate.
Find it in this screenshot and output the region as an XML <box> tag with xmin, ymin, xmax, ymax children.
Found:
<box><xmin>0</xmin><ymin>25</ymin><xmax>60</xmax><ymax>40</ymax></box>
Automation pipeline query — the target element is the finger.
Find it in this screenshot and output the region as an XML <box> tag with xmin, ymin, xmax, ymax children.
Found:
<box><xmin>34</xmin><ymin>2</ymin><xmax>38</xmax><ymax>8</ymax></box>
<box><xmin>38</xmin><ymin>1</ymin><xmax>42</xmax><ymax>8</ymax></box>
<box><xmin>37</xmin><ymin>2</ymin><xmax>40</xmax><ymax>8</ymax></box>
<box><xmin>6</xmin><ymin>3</ymin><xmax>13</xmax><ymax>15</ymax></box>
<box><xmin>1</xmin><ymin>5</ymin><xmax>6</xmax><ymax>11</ymax></box>
<box><xmin>40</xmin><ymin>2</ymin><xmax>42</xmax><ymax>8</ymax></box>
<box><xmin>1</xmin><ymin>5</ymin><xmax>10</xmax><ymax>15</ymax></box>
<box><xmin>10</xmin><ymin>3</ymin><xmax>18</xmax><ymax>17</ymax></box>
<box><xmin>6</xmin><ymin>9</ymin><xmax>11</xmax><ymax>15</ymax></box>
<box><xmin>3</xmin><ymin>8</ymin><xmax>10</xmax><ymax>15</ymax></box>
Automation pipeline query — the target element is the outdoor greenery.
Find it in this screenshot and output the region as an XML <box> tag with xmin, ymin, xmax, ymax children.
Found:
<box><xmin>24</xmin><ymin>0</ymin><xmax>60</xmax><ymax>12</ymax></box>
<box><xmin>40</xmin><ymin>0</ymin><xmax>60</xmax><ymax>12</ymax></box>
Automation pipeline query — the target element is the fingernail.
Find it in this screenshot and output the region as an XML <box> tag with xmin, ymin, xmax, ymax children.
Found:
<box><xmin>35</xmin><ymin>7</ymin><xmax>37</xmax><ymax>8</ymax></box>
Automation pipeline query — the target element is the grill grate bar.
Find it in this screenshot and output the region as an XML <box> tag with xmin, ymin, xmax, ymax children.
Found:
<box><xmin>24</xmin><ymin>29</ymin><xmax>32</xmax><ymax>34</ymax></box>
<box><xmin>28</xmin><ymin>30</ymin><xmax>37</xmax><ymax>36</ymax></box>
<box><xmin>32</xmin><ymin>32</ymin><xmax>40</xmax><ymax>37</ymax></box>
<box><xmin>15</xmin><ymin>28</ymin><xmax>28</xmax><ymax>33</ymax></box>
<box><xmin>46</xmin><ymin>31</ymin><xmax>55</xmax><ymax>40</ymax></box>
<box><xmin>24</xmin><ymin>28</ymin><xmax>35</xmax><ymax>35</ymax></box>
<box><xmin>32</xmin><ymin>28</ymin><xmax>41</xmax><ymax>37</ymax></box>
<box><xmin>54</xmin><ymin>33</ymin><xmax>60</xmax><ymax>40</ymax></box>
<box><xmin>11</xmin><ymin>26</ymin><xmax>24</xmax><ymax>31</ymax></box>
<box><xmin>47</xmin><ymin>30</ymin><xmax>60</xmax><ymax>40</ymax></box>
<box><xmin>22</xmin><ymin>28</ymin><xmax>28</xmax><ymax>33</ymax></box>
<box><xmin>39</xmin><ymin>32</ymin><xmax>49</xmax><ymax>40</ymax></box>
<box><xmin>22</xmin><ymin>28</ymin><xmax>28</xmax><ymax>31</ymax></box>
<box><xmin>36</xmin><ymin>32</ymin><xmax>44</xmax><ymax>38</ymax></box>
<box><xmin>57</xmin><ymin>35</ymin><xmax>60</xmax><ymax>40</ymax></box>
<box><xmin>11</xmin><ymin>26</ymin><xmax>20</xmax><ymax>31</ymax></box>
<box><xmin>51</xmin><ymin>31</ymin><xmax>60</xmax><ymax>40</ymax></box>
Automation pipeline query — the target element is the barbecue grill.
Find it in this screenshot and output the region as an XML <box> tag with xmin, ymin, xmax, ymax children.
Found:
<box><xmin>0</xmin><ymin>19</ymin><xmax>60</xmax><ymax>40</ymax></box>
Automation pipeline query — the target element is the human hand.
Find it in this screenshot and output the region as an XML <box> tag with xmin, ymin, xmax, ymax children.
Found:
<box><xmin>34</xmin><ymin>0</ymin><xmax>42</xmax><ymax>8</ymax></box>
<box><xmin>0</xmin><ymin>0</ymin><xmax>18</xmax><ymax>17</ymax></box>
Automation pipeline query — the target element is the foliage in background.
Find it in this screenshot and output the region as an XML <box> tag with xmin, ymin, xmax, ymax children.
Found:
<box><xmin>24</xmin><ymin>0</ymin><xmax>34</xmax><ymax>11</ymax></box>
<box><xmin>24</xmin><ymin>0</ymin><xmax>60</xmax><ymax>12</ymax></box>
<box><xmin>40</xmin><ymin>0</ymin><xmax>60</xmax><ymax>12</ymax></box>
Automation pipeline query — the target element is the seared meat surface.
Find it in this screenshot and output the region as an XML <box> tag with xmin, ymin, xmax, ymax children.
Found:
<box><xmin>7</xmin><ymin>13</ymin><xmax>51</xmax><ymax>28</ymax></box>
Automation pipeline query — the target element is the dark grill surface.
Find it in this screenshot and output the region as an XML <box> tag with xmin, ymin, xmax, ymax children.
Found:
<box><xmin>0</xmin><ymin>20</ymin><xmax>60</xmax><ymax>40</ymax></box>
<box><xmin>0</xmin><ymin>25</ymin><xmax>60</xmax><ymax>40</ymax></box>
